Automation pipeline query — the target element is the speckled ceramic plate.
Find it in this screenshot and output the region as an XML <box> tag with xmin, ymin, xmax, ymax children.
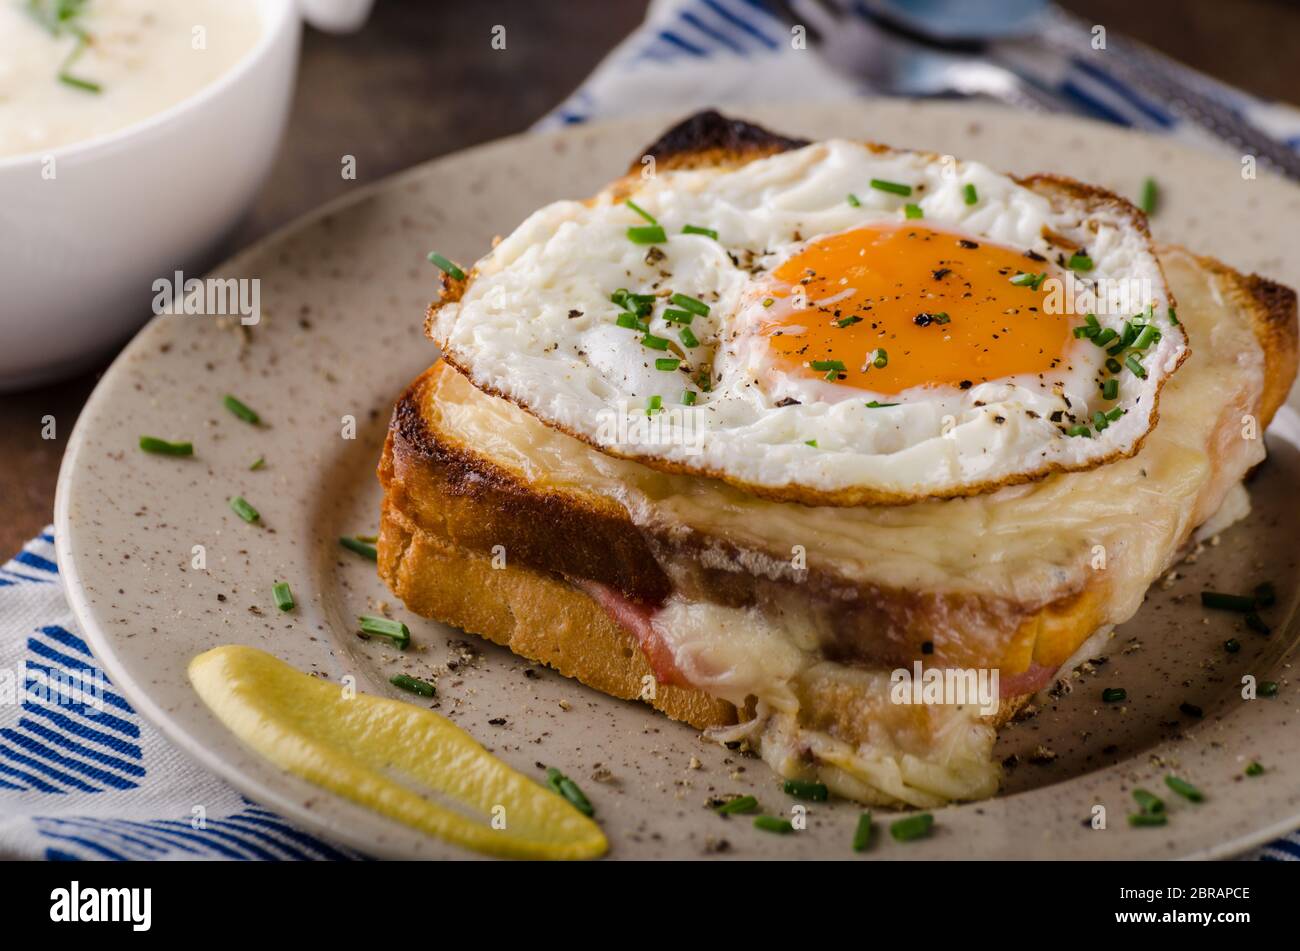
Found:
<box><xmin>56</xmin><ymin>102</ymin><xmax>1300</xmax><ymax>860</ymax></box>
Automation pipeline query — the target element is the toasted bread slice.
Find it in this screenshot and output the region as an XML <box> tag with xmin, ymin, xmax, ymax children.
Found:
<box><xmin>380</xmin><ymin>247</ymin><xmax>1296</xmax><ymax>792</ymax></box>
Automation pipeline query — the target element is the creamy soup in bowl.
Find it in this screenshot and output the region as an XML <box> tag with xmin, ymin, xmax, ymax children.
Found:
<box><xmin>0</xmin><ymin>0</ymin><xmax>372</xmax><ymax>389</ymax></box>
<box><xmin>0</xmin><ymin>0</ymin><xmax>263</xmax><ymax>159</ymax></box>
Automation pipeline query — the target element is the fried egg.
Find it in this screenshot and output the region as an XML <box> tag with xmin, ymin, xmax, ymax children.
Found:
<box><xmin>429</xmin><ymin>139</ymin><xmax>1188</xmax><ymax>505</ymax></box>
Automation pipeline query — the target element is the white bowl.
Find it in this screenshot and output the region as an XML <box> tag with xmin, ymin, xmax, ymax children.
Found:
<box><xmin>0</xmin><ymin>0</ymin><xmax>372</xmax><ymax>390</ymax></box>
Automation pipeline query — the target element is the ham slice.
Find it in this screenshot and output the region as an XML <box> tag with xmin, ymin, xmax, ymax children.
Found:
<box><xmin>578</xmin><ymin>580</ymin><xmax>690</xmax><ymax>686</ymax></box>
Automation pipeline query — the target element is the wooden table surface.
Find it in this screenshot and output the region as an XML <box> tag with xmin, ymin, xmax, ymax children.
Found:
<box><xmin>3</xmin><ymin>0</ymin><xmax>1298</xmax><ymax>557</ymax></box>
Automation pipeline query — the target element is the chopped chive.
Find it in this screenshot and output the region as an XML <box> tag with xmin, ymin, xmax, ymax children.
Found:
<box><xmin>1260</xmin><ymin>681</ymin><xmax>1280</xmax><ymax>698</ymax></box>
<box><xmin>249</xmin><ymin>456</ymin><xmax>266</xmax><ymax>471</ymax></box>
<box><xmin>1245</xmin><ymin>762</ymin><xmax>1264</xmax><ymax>777</ymax></box>
<box><xmin>1105</xmin><ymin>357</ymin><xmax>1123</xmax><ymax>374</ymax></box>
<box><xmin>339</xmin><ymin>536</ymin><xmax>378</xmax><ymax>561</ymax></box>
<box><xmin>1224</xmin><ymin>638</ymin><xmax>1241</xmax><ymax>653</ymax></box>
<box><xmin>753</xmin><ymin>815</ymin><xmax>794</xmax><ymax>834</ymax></box>
<box><xmin>627</xmin><ymin>225</ymin><xmax>667</xmax><ymax>244</ymax></box>
<box><xmin>625</xmin><ymin>199</ymin><xmax>657</xmax><ymax>224</ymax></box>
<box><xmin>1068</xmin><ymin>252</ymin><xmax>1094</xmax><ymax>272</ymax></box>
<box><xmin>1073</xmin><ymin>326</ymin><xmax>1091</xmax><ymax>339</ymax></box>
<box><xmin>682</xmin><ymin>224</ymin><xmax>718</xmax><ymax>240</ymax></box>
<box><xmin>889</xmin><ymin>813</ymin><xmax>934</xmax><ymax>842</ymax></box>
<box><xmin>805</xmin><ymin>439</ymin><xmax>818</xmax><ymax>447</ymax></box>
<box><xmin>663</xmin><ymin>308</ymin><xmax>694</xmax><ymax>325</ymax></box>
<box><xmin>358</xmin><ymin>615</ymin><xmax>410</xmax><ymax>649</ymax></box>
<box><xmin>1139</xmin><ymin>177</ymin><xmax>1158</xmax><ymax>215</ymax></box>
<box><xmin>1093</xmin><ymin>411</ymin><xmax>1109</xmax><ymax>431</ymax></box>
<box><xmin>681</xmin><ymin>390</ymin><xmax>697</xmax><ymax>406</ymax></box>
<box><xmin>1133</xmin><ymin>788</ymin><xmax>1165</xmax><ymax>814</ymax></box>
<box><xmin>1132</xmin><ymin>324</ymin><xmax>1159</xmax><ymax>350</ymax></box>
<box><xmin>852</xmin><ymin>811</ymin><xmax>873</xmax><ymax>852</ymax></box>
<box><xmin>783</xmin><ymin>779</ymin><xmax>829</xmax><ymax>801</ymax></box>
<box><xmin>646</xmin><ymin>395</ymin><xmax>662</xmax><ymax>414</ymax></box>
<box><xmin>903</xmin><ymin>203</ymin><xmax>923</xmax><ymax>219</ymax></box>
<box><xmin>865</xmin><ymin>400</ymin><xmax>899</xmax><ymax>408</ymax></box>
<box><xmin>1093</xmin><ymin>328</ymin><xmax>1118</xmax><ymax>347</ymax></box>
<box><xmin>1109</xmin><ymin>408</ymin><xmax>1126</xmax><ymax>425</ymax></box>
<box><xmin>715</xmin><ymin>794</ymin><xmax>758</xmax><ymax>815</ymax></box>
<box><xmin>962</xmin><ymin>183</ymin><xmax>978</xmax><ymax>205</ymax></box>
<box><xmin>655</xmin><ymin>358</ymin><xmax>680</xmax><ymax>371</ymax></box>
<box><xmin>1102</xmin><ymin>378</ymin><xmax>1119</xmax><ymax>401</ymax></box>
<box><xmin>872</xmin><ymin>349</ymin><xmax>888</xmax><ymax>369</ymax></box>
<box><xmin>427</xmin><ymin>252</ymin><xmax>466</xmax><ymax>280</ymax></box>
<box><xmin>1165</xmin><ymin>775</ymin><xmax>1204</xmax><ymax>803</ymax></box>
<box><xmin>1010</xmin><ymin>271</ymin><xmax>1046</xmax><ymax>289</ymax></box>
<box><xmin>1245</xmin><ymin>613</ymin><xmax>1271</xmax><ymax>635</ymax></box>
<box><xmin>615</xmin><ymin>312</ymin><xmax>647</xmax><ymax>331</ymax></box>
<box><xmin>272</xmin><ymin>582</ymin><xmax>294</xmax><ymax>612</ymax></box>
<box><xmin>1128</xmin><ymin>812</ymin><xmax>1167</xmax><ymax>827</ymax></box>
<box><xmin>1066</xmin><ymin>424</ymin><xmax>1092</xmax><ymax>438</ymax></box>
<box><xmin>762</xmin><ymin>297</ymin><xmax>775</xmax><ymax>308</ymax></box>
<box><xmin>642</xmin><ymin>333</ymin><xmax>670</xmax><ymax>351</ymax></box>
<box><xmin>1102</xmin><ymin>687</ymin><xmax>1127</xmax><ymax>702</ymax></box>
<box><xmin>545</xmin><ymin>767</ymin><xmax>594</xmax><ymax>816</ymax></box>
<box><xmin>1086</xmin><ymin>314</ymin><xmax>1101</xmax><ymax>327</ymax></box>
<box><xmin>58</xmin><ymin>73</ymin><xmax>101</xmax><ymax>93</ymax></box>
<box><xmin>678</xmin><ymin>327</ymin><xmax>700</xmax><ymax>348</ymax></box>
<box><xmin>139</xmin><ymin>436</ymin><xmax>193</xmax><ymax>456</ymax></box>
<box><xmin>229</xmin><ymin>496</ymin><xmax>260</xmax><ymax>524</ymax></box>
<box><xmin>669</xmin><ymin>292</ymin><xmax>710</xmax><ymax>316</ymax></box>
<box><xmin>390</xmin><ymin>673</ymin><xmax>436</xmax><ymax>697</ymax></box>
<box><xmin>870</xmin><ymin>178</ymin><xmax>912</xmax><ymax>197</ymax></box>
<box><xmin>355</xmin><ymin>534</ymin><xmax>379</xmax><ymax>544</ymax></box>
<box><xmin>1125</xmin><ymin>355</ymin><xmax>1147</xmax><ymax>379</ymax></box>
<box><xmin>1200</xmin><ymin>591</ymin><xmax>1256</xmax><ymax>613</ymax></box>
<box><xmin>836</xmin><ymin>315</ymin><xmax>862</xmax><ymax>328</ymax></box>
<box><xmin>1167</xmin><ymin>307</ymin><xmax>1179</xmax><ymax>325</ymax></box>
<box><xmin>223</xmin><ymin>394</ymin><xmax>260</xmax><ymax>425</ymax></box>
<box><xmin>810</xmin><ymin>360</ymin><xmax>846</xmax><ymax>372</ymax></box>
<box><xmin>846</xmin><ymin>193</ymin><xmax>861</xmax><ymax>207</ymax></box>
<box><xmin>1254</xmin><ymin>581</ymin><xmax>1277</xmax><ymax>606</ymax></box>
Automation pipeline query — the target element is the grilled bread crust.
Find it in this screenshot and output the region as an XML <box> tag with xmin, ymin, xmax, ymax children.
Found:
<box><xmin>426</xmin><ymin>110</ymin><xmax>1190</xmax><ymax>507</ymax></box>
<box><xmin>380</xmin><ymin>253</ymin><xmax>1296</xmax><ymax>733</ymax></box>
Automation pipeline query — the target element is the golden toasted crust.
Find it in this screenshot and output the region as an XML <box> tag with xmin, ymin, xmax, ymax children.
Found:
<box><xmin>377</xmin><ymin>456</ymin><xmax>735</xmax><ymax>731</ymax></box>
<box><xmin>1181</xmin><ymin>248</ymin><xmax>1298</xmax><ymax>428</ymax></box>
<box><xmin>426</xmin><ymin>110</ymin><xmax>1189</xmax><ymax>508</ymax></box>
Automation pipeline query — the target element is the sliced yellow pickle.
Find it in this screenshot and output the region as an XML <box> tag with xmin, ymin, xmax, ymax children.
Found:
<box><xmin>189</xmin><ymin>645</ymin><xmax>607</xmax><ymax>860</ymax></box>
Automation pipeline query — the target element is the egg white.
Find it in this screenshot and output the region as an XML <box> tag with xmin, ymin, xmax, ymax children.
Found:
<box><xmin>429</xmin><ymin>140</ymin><xmax>1186</xmax><ymax>504</ymax></box>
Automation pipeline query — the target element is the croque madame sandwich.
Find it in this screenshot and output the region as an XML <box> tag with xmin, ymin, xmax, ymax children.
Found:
<box><xmin>377</xmin><ymin>111</ymin><xmax>1298</xmax><ymax>808</ymax></box>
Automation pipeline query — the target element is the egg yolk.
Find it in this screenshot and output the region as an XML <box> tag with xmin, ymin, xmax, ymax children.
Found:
<box><xmin>760</xmin><ymin>224</ymin><xmax>1075</xmax><ymax>395</ymax></box>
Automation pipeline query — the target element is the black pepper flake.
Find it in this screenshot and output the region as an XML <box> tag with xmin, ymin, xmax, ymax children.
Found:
<box><xmin>920</xmin><ymin>641</ymin><xmax>934</xmax><ymax>655</ymax></box>
<box><xmin>1179</xmin><ymin>702</ymin><xmax>1204</xmax><ymax>718</ymax></box>
<box><xmin>958</xmin><ymin>239</ymin><xmax>979</xmax><ymax>249</ymax></box>
<box><xmin>959</xmin><ymin>379</ymin><xmax>973</xmax><ymax>389</ymax></box>
<box><xmin>774</xmin><ymin>396</ymin><xmax>801</xmax><ymax>407</ymax></box>
<box><xmin>567</xmin><ymin>309</ymin><xmax>583</xmax><ymax>319</ymax></box>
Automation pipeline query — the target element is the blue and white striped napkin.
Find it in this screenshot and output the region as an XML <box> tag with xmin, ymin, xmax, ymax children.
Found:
<box><xmin>0</xmin><ymin>531</ymin><xmax>361</xmax><ymax>860</ymax></box>
<box><xmin>4</xmin><ymin>0</ymin><xmax>1299</xmax><ymax>860</ymax></box>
